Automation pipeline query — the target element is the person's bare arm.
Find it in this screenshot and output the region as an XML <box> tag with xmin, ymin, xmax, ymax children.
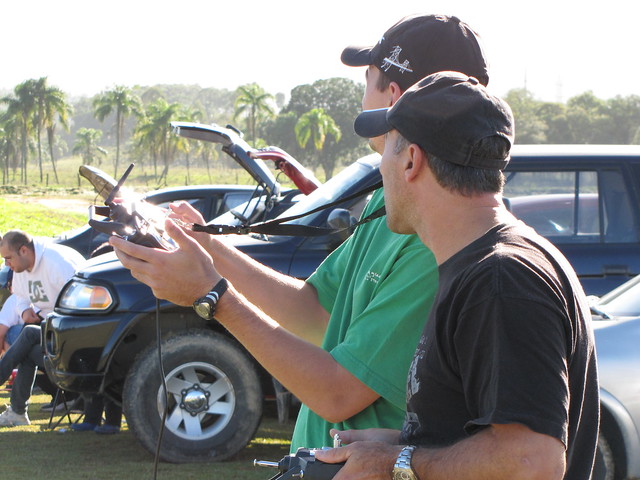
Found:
<box><xmin>21</xmin><ymin>307</ymin><xmax>40</xmax><ymax>324</ymax></box>
<box><xmin>198</xmin><ymin>235</ymin><xmax>330</xmax><ymax>345</ymax></box>
<box><xmin>214</xmin><ymin>285</ymin><xmax>379</xmax><ymax>421</ymax></box>
<box><xmin>172</xmin><ymin>201</ymin><xmax>331</xmax><ymax>345</ymax></box>
<box><xmin>315</xmin><ymin>423</ymin><xmax>565</xmax><ymax>480</ymax></box>
<box><xmin>0</xmin><ymin>324</ymin><xmax>8</xmax><ymax>355</ymax></box>
<box><xmin>111</xmin><ymin>220</ymin><xmax>379</xmax><ymax>421</ymax></box>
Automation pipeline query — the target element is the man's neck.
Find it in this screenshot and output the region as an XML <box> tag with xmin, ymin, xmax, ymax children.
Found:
<box><xmin>415</xmin><ymin>195</ymin><xmax>514</xmax><ymax>266</ymax></box>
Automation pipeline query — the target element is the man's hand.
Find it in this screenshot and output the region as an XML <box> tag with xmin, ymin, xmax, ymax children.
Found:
<box><xmin>110</xmin><ymin>218</ymin><xmax>220</xmax><ymax>306</ymax></box>
<box><xmin>167</xmin><ymin>201</ymin><xmax>223</xmax><ymax>252</ymax></box>
<box><xmin>21</xmin><ymin>307</ymin><xmax>41</xmax><ymax>324</ymax></box>
<box><xmin>168</xmin><ymin>200</ymin><xmax>205</xmax><ymax>225</ymax></box>
<box><xmin>314</xmin><ymin>429</ymin><xmax>401</xmax><ymax>480</ymax></box>
<box><xmin>314</xmin><ymin>441</ymin><xmax>401</xmax><ymax>480</ymax></box>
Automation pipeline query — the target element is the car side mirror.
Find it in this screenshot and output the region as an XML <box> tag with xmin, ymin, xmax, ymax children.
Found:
<box><xmin>327</xmin><ymin>208</ymin><xmax>357</xmax><ymax>247</ymax></box>
<box><xmin>328</xmin><ymin>208</ymin><xmax>356</xmax><ymax>231</ymax></box>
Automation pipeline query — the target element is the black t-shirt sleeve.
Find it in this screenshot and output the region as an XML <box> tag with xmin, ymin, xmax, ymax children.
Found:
<box><xmin>454</xmin><ymin>294</ymin><xmax>570</xmax><ymax>447</ymax></box>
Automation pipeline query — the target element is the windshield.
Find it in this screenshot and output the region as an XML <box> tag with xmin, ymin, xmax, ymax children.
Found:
<box><xmin>213</xmin><ymin>196</ymin><xmax>268</xmax><ymax>225</ymax></box>
<box><xmin>274</xmin><ymin>154</ymin><xmax>380</xmax><ymax>226</ymax></box>
<box><xmin>210</xmin><ymin>154</ymin><xmax>380</xmax><ymax>227</ymax></box>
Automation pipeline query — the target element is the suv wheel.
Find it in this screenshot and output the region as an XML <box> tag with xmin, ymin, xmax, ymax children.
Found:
<box><xmin>123</xmin><ymin>330</ymin><xmax>263</xmax><ymax>463</ymax></box>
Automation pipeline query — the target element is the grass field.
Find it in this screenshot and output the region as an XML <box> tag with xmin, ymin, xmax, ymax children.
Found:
<box><xmin>0</xmin><ymin>193</ymin><xmax>296</xmax><ymax>479</ymax></box>
<box><xmin>1</xmin><ymin>154</ymin><xmax>307</xmax><ymax>194</ymax></box>
<box><xmin>0</xmin><ymin>389</ymin><xmax>294</xmax><ymax>480</ymax></box>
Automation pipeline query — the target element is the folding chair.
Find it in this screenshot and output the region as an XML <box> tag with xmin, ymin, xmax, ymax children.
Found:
<box><xmin>46</xmin><ymin>388</ymin><xmax>84</xmax><ymax>430</ymax></box>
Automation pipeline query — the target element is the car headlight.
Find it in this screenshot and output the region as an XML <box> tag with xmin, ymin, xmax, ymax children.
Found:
<box><xmin>59</xmin><ymin>281</ymin><xmax>114</xmax><ymax>311</ymax></box>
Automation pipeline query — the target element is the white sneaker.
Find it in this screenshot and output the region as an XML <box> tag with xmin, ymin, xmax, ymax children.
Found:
<box><xmin>0</xmin><ymin>405</ymin><xmax>31</xmax><ymax>427</ymax></box>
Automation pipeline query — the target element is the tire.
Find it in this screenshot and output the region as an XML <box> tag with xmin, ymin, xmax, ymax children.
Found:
<box><xmin>592</xmin><ymin>433</ymin><xmax>615</xmax><ymax>480</ymax></box>
<box><xmin>123</xmin><ymin>330</ymin><xmax>263</xmax><ymax>463</ymax></box>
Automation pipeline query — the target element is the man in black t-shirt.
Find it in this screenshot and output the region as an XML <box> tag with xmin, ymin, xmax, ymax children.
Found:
<box><xmin>314</xmin><ymin>72</ymin><xmax>599</xmax><ymax>480</ymax></box>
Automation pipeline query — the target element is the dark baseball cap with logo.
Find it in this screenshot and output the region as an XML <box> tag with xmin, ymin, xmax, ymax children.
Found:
<box><xmin>341</xmin><ymin>14</ymin><xmax>489</xmax><ymax>90</ymax></box>
<box><xmin>354</xmin><ymin>71</ymin><xmax>514</xmax><ymax>170</ymax></box>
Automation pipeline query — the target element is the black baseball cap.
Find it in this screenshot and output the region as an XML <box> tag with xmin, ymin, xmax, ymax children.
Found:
<box><xmin>354</xmin><ymin>71</ymin><xmax>514</xmax><ymax>170</ymax></box>
<box><xmin>341</xmin><ymin>14</ymin><xmax>489</xmax><ymax>90</ymax></box>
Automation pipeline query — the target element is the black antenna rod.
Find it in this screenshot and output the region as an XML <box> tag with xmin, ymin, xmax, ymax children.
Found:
<box><xmin>105</xmin><ymin>163</ymin><xmax>135</xmax><ymax>205</ymax></box>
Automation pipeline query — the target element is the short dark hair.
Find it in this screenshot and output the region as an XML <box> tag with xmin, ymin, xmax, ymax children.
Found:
<box><xmin>394</xmin><ymin>133</ymin><xmax>507</xmax><ymax>196</ymax></box>
<box><xmin>375</xmin><ymin>70</ymin><xmax>393</xmax><ymax>92</ymax></box>
<box><xmin>0</xmin><ymin>230</ymin><xmax>34</xmax><ymax>253</ymax></box>
<box><xmin>427</xmin><ymin>136</ymin><xmax>508</xmax><ymax>195</ymax></box>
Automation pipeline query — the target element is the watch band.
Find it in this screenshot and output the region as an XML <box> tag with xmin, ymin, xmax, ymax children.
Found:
<box><xmin>206</xmin><ymin>277</ymin><xmax>228</xmax><ymax>304</ymax></box>
<box><xmin>393</xmin><ymin>445</ymin><xmax>417</xmax><ymax>480</ymax></box>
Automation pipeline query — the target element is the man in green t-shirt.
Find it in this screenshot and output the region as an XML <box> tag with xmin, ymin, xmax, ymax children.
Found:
<box><xmin>112</xmin><ymin>14</ymin><xmax>490</xmax><ymax>450</ymax></box>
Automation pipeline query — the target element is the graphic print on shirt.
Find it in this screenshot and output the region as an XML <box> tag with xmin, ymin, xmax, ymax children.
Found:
<box><xmin>402</xmin><ymin>333</ymin><xmax>426</xmax><ymax>438</ymax></box>
<box><xmin>29</xmin><ymin>280</ymin><xmax>50</xmax><ymax>304</ymax></box>
<box><xmin>364</xmin><ymin>270</ymin><xmax>381</xmax><ymax>284</ymax></box>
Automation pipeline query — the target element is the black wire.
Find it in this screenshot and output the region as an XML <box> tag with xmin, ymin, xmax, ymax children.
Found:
<box><xmin>153</xmin><ymin>298</ymin><xmax>169</xmax><ymax>480</ymax></box>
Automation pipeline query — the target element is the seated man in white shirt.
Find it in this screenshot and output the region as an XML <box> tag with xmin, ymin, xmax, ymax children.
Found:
<box><xmin>0</xmin><ymin>230</ymin><xmax>85</xmax><ymax>427</ymax></box>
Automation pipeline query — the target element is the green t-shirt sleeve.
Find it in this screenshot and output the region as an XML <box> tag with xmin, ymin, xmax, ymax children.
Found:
<box><xmin>331</xmin><ymin>238</ymin><xmax>437</xmax><ymax>409</ymax></box>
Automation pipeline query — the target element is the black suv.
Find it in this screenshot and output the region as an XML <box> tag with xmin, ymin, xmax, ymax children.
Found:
<box><xmin>43</xmin><ymin>142</ymin><xmax>640</xmax><ymax>465</ymax></box>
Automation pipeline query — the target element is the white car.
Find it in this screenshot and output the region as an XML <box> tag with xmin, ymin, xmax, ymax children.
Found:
<box><xmin>590</xmin><ymin>276</ymin><xmax>640</xmax><ymax>480</ymax></box>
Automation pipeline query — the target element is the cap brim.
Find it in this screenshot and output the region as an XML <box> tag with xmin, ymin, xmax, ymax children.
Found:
<box><xmin>341</xmin><ymin>45</ymin><xmax>374</xmax><ymax>66</ymax></box>
<box><xmin>354</xmin><ymin>108</ymin><xmax>392</xmax><ymax>138</ymax></box>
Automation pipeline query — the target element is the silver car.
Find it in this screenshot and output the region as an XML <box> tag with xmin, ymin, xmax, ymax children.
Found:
<box><xmin>591</xmin><ymin>276</ymin><xmax>640</xmax><ymax>480</ymax></box>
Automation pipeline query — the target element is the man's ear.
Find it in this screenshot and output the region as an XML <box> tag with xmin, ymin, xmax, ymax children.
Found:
<box><xmin>404</xmin><ymin>144</ymin><xmax>426</xmax><ymax>183</ymax></box>
<box><xmin>389</xmin><ymin>82</ymin><xmax>403</xmax><ymax>105</ymax></box>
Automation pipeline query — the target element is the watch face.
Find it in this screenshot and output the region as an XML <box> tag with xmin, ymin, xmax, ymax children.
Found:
<box><xmin>393</xmin><ymin>470</ymin><xmax>416</xmax><ymax>480</ymax></box>
<box><xmin>194</xmin><ymin>300</ymin><xmax>213</xmax><ymax>319</ymax></box>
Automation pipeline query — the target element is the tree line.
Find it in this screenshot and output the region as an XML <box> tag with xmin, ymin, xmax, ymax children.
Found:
<box><xmin>2</xmin><ymin>77</ymin><xmax>640</xmax><ymax>187</ymax></box>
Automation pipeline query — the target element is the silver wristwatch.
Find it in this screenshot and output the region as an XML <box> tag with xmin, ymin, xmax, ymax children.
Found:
<box><xmin>392</xmin><ymin>445</ymin><xmax>417</xmax><ymax>480</ymax></box>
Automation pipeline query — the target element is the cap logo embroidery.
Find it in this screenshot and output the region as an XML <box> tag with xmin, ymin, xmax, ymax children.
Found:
<box><xmin>381</xmin><ymin>46</ymin><xmax>413</xmax><ymax>74</ymax></box>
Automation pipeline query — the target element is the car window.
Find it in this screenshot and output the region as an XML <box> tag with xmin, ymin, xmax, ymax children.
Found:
<box><xmin>223</xmin><ymin>192</ymin><xmax>253</xmax><ymax>212</ymax></box>
<box><xmin>504</xmin><ymin>169</ymin><xmax>638</xmax><ymax>244</ymax></box>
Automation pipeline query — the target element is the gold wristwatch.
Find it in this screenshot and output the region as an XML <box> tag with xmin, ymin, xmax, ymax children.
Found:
<box><xmin>392</xmin><ymin>445</ymin><xmax>417</xmax><ymax>480</ymax></box>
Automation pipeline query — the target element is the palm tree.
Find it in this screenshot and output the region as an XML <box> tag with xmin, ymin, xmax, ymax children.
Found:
<box><xmin>134</xmin><ymin>98</ymin><xmax>183</xmax><ymax>182</ymax></box>
<box><xmin>176</xmin><ymin>105</ymin><xmax>204</xmax><ymax>184</ymax></box>
<box><xmin>93</xmin><ymin>86</ymin><xmax>143</xmax><ymax>177</ymax></box>
<box><xmin>233</xmin><ymin>83</ymin><xmax>275</xmax><ymax>144</ymax></box>
<box><xmin>0</xmin><ymin>125</ymin><xmax>14</xmax><ymax>184</ymax></box>
<box><xmin>0</xmin><ymin>114</ymin><xmax>24</xmax><ymax>184</ymax></box>
<box><xmin>295</xmin><ymin>108</ymin><xmax>342</xmax><ymax>178</ymax></box>
<box><xmin>33</xmin><ymin>77</ymin><xmax>72</xmax><ymax>182</ymax></box>
<box><xmin>1</xmin><ymin>80</ymin><xmax>37</xmax><ymax>183</ymax></box>
<box><xmin>195</xmin><ymin>139</ymin><xmax>218</xmax><ymax>183</ymax></box>
<box><xmin>72</xmin><ymin>128</ymin><xmax>107</xmax><ymax>166</ymax></box>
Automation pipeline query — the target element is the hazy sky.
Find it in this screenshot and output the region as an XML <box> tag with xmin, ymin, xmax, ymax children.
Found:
<box><xmin>3</xmin><ymin>0</ymin><xmax>639</xmax><ymax>103</ymax></box>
